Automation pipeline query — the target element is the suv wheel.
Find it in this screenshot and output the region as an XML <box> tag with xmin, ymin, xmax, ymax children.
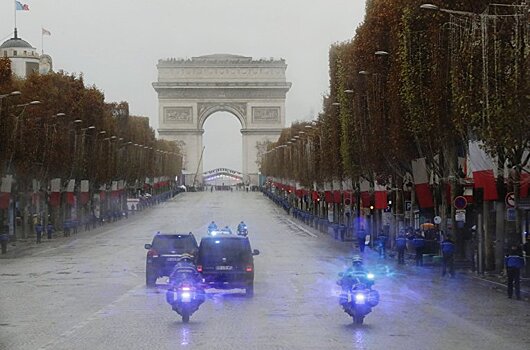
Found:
<box><xmin>245</xmin><ymin>282</ymin><xmax>254</xmax><ymax>298</ymax></box>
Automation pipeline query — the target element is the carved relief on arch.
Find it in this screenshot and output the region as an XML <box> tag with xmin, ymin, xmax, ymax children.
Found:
<box><xmin>164</xmin><ymin>107</ymin><xmax>193</xmax><ymax>124</ymax></box>
<box><xmin>198</xmin><ymin>102</ymin><xmax>247</xmax><ymax>127</ymax></box>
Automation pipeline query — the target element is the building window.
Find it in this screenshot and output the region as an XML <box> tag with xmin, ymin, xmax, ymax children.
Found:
<box><xmin>13</xmin><ymin>50</ymin><xmax>17</xmax><ymax>56</ymax></box>
<box><xmin>3</xmin><ymin>51</ymin><xmax>6</xmax><ymax>57</ymax></box>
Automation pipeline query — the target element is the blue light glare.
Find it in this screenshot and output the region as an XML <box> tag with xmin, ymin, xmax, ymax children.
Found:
<box><xmin>355</xmin><ymin>293</ymin><xmax>366</xmax><ymax>303</ymax></box>
<box><xmin>367</xmin><ymin>273</ymin><xmax>375</xmax><ymax>280</ymax></box>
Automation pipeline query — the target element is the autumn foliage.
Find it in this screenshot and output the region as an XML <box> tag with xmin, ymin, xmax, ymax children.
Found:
<box><xmin>0</xmin><ymin>65</ymin><xmax>182</xmax><ymax>192</ymax></box>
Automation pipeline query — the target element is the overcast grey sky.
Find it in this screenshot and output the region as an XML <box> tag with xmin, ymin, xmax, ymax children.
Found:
<box><xmin>1</xmin><ymin>0</ymin><xmax>366</xmax><ymax>172</ymax></box>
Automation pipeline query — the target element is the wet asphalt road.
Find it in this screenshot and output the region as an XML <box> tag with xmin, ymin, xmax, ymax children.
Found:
<box><xmin>1</xmin><ymin>191</ymin><xmax>529</xmax><ymax>350</ymax></box>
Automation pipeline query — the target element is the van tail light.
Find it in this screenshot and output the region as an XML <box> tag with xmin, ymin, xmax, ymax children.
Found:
<box><xmin>245</xmin><ymin>266</ymin><xmax>253</xmax><ymax>272</ymax></box>
<box><xmin>197</xmin><ymin>265</ymin><xmax>203</xmax><ymax>272</ymax></box>
<box><xmin>147</xmin><ymin>249</ymin><xmax>159</xmax><ymax>258</ymax></box>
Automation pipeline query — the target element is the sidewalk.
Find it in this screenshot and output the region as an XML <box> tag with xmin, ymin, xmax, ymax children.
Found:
<box><xmin>276</xmin><ymin>200</ymin><xmax>530</xmax><ymax>301</ymax></box>
<box><xmin>0</xmin><ymin>207</ymin><xmax>153</xmax><ymax>260</ymax></box>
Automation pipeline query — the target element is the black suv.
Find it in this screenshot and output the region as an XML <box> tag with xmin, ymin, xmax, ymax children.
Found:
<box><xmin>197</xmin><ymin>235</ymin><xmax>259</xmax><ymax>297</ymax></box>
<box><xmin>144</xmin><ymin>232</ymin><xmax>198</xmax><ymax>287</ymax></box>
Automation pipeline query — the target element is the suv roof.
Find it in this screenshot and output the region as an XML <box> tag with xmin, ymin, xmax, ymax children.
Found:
<box><xmin>151</xmin><ymin>233</ymin><xmax>197</xmax><ymax>252</ymax></box>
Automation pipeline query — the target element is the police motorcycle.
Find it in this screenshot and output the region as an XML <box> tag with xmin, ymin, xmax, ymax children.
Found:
<box><xmin>337</xmin><ymin>257</ymin><xmax>379</xmax><ymax>325</ymax></box>
<box><xmin>165</xmin><ymin>254</ymin><xmax>206</xmax><ymax>323</ymax></box>
<box><xmin>237</xmin><ymin>221</ymin><xmax>248</xmax><ymax>237</ymax></box>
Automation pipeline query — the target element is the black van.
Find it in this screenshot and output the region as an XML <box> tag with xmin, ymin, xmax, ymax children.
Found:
<box><xmin>197</xmin><ymin>235</ymin><xmax>259</xmax><ymax>297</ymax></box>
<box><xmin>144</xmin><ymin>232</ymin><xmax>199</xmax><ymax>287</ymax></box>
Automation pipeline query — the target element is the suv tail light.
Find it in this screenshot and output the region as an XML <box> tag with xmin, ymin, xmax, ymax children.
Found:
<box><xmin>147</xmin><ymin>249</ymin><xmax>159</xmax><ymax>258</ymax></box>
<box><xmin>197</xmin><ymin>265</ymin><xmax>203</xmax><ymax>272</ymax></box>
<box><xmin>245</xmin><ymin>266</ymin><xmax>253</xmax><ymax>272</ymax></box>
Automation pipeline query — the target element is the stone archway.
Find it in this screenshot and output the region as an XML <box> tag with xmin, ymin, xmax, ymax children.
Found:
<box><xmin>153</xmin><ymin>54</ymin><xmax>291</xmax><ymax>186</ymax></box>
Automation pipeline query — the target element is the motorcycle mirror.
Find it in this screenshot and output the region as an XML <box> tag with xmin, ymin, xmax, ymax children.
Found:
<box><xmin>338</xmin><ymin>272</ymin><xmax>344</xmax><ymax>277</ymax></box>
<box><xmin>144</xmin><ymin>244</ymin><xmax>152</xmax><ymax>249</ymax></box>
<box><xmin>252</xmin><ymin>249</ymin><xmax>260</xmax><ymax>256</ymax></box>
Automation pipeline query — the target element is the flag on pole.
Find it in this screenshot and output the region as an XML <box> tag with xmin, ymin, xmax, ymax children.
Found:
<box><xmin>50</xmin><ymin>178</ymin><xmax>61</xmax><ymax>208</ymax></box>
<box><xmin>468</xmin><ymin>141</ymin><xmax>498</xmax><ymax>201</ymax></box>
<box><xmin>360</xmin><ymin>178</ymin><xmax>371</xmax><ymax>208</ymax></box>
<box><xmin>374</xmin><ymin>179</ymin><xmax>388</xmax><ymax>210</ymax></box>
<box><xmin>412</xmin><ymin>158</ymin><xmax>434</xmax><ymax>208</ymax></box>
<box><xmin>66</xmin><ymin>179</ymin><xmax>76</xmax><ymax>205</ymax></box>
<box><xmin>0</xmin><ymin>176</ymin><xmax>13</xmax><ymax>210</ymax></box>
<box><xmin>80</xmin><ymin>180</ymin><xmax>90</xmax><ymax>205</ymax></box>
<box><xmin>15</xmin><ymin>1</ymin><xmax>29</xmax><ymax>11</ymax></box>
<box><xmin>42</xmin><ymin>27</ymin><xmax>51</xmax><ymax>36</ymax></box>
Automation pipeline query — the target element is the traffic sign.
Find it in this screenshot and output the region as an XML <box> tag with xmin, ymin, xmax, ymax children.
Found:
<box><xmin>455</xmin><ymin>209</ymin><xmax>466</xmax><ymax>222</ymax></box>
<box><xmin>405</xmin><ymin>201</ymin><xmax>412</xmax><ymax>211</ymax></box>
<box><xmin>506</xmin><ymin>208</ymin><xmax>516</xmax><ymax>221</ymax></box>
<box><xmin>433</xmin><ymin>216</ymin><xmax>442</xmax><ymax>224</ymax></box>
<box><xmin>505</xmin><ymin>192</ymin><xmax>515</xmax><ymax>208</ymax></box>
<box><xmin>454</xmin><ymin>196</ymin><xmax>468</xmax><ymax>209</ymax></box>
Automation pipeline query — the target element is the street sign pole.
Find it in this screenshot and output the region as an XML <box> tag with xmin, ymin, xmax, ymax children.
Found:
<box><xmin>477</xmin><ymin>212</ymin><xmax>483</xmax><ymax>275</ymax></box>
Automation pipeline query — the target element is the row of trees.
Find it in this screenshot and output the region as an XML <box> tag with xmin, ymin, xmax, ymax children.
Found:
<box><xmin>0</xmin><ymin>57</ymin><xmax>182</xmax><ymax>235</ymax></box>
<box><xmin>261</xmin><ymin>0</ymin><xmax>529</xmax><ymax>266</ymax></box>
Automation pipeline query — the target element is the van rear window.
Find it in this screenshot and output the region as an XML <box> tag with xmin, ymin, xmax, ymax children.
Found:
<box><xmin>153</xmin><ymin>235</ymin><xmax>196</xmax><ymax>252</ymax></box>
<box><xmin>200</xmin><ymin>238</ymin><xmax>251</xmax><ymax>262</ymax></box>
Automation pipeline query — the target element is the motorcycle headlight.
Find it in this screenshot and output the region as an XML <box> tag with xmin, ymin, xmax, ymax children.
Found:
<box><xmin>181</xmin><ymin>292</ymin><xmax>191</xmax><ymax>299</ymax></box>
<box><xmin>355</xmin><ymin>293</ymin><xmax>366</xmax><ymax>303</ymax></box>
<box><xmin>367</xmin><ymin>273</ymin><xmax>375</xmax><ymax>280</ymax></box>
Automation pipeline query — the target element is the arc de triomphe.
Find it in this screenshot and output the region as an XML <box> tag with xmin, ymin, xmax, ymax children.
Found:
<box><xmin>153</xmin><ymin>54</ymin><xmax>291</xmax><ymax>186</ymax></box>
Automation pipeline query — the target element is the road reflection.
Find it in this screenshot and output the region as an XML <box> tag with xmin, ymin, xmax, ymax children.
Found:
<box><xmin>180</xmin><ymin>326</ymin><xmax>191</xmax><ymax>346</ymax></box>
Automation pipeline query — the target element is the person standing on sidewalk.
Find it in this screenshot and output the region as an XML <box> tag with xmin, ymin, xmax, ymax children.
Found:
<box><xmin>356</xmin><ymin>226</ymin><xmax>367</xmax><ymax>253</ymax></box>
<box><xmin>35</xmin><ymin>222</ymin><xmax>43</xmax><ymax>244</ymax></box>
<box><xmin>377</xmin><ymin>230</ymin><xmax>388</xmax><ymax>258</ymax></box>
<box><xmin>505</xmin><ymin>244</ymin><xmax>525</xmax><ymax>300</ymax></box>
<box><xmin>413</xmin><ymin>230</ymin><xmax>425</xmax><ymax>266</ymax></box>
<box><xmin>441</xmin><ymin>234</ymin><xmax>455</xmax><ymax>277</ymax></box>
<box><xmin>46</xmin><ymin>223</ymin><xmax>53</xmax><ymax>240</ymax></box>
<box><xmin>396</xmin><ymin>231</ymin><xmax>407</xmax><ymax>265</ymax></box>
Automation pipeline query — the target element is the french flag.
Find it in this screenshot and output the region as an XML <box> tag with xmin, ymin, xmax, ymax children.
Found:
<box><xmin>360</xmin><ymin>178</ymin><xmax>371</xmax><ymax>208</ymax></box>
<box><xmin>66</xmin><ymin>179</ymin><xmax>76</xmax><ymax>205</ymax></box>
<box><xmin>0</xmin><ymin>176</ymin><xmax>13</xmax><ymax>210</ymax></box>
<box><xmin>374</xmin><ymin>180</ymin><xmax>388</xmax><ymax>210</ymax></box>
<box><xmin>468</xmin><ymin>141</ymin><xmax>498</xmax><ymax>201</ymax></box>
<box><xmin>80</xmin><ymin>180</ymin><xmax>90</xmax><ymax>205</ymax></box>
<box><xmin>412</xmin><ymin>158</ymin><xmax>434</xmax><ymax>208</ymax></box>
<box><xmin>111</xmin><ymin>181</ymin><xmax>119</xmax><ymax>199</ymax></box>
<box><xmin>50</xmin><ymin>178</ymin><xmax>61</xmax><ymax>208</ymax></box>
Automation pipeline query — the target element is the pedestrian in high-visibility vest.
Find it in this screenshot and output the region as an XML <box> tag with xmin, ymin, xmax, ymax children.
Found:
<box><xmin>505</xmin><ymin>244</ymin><xmax>525</xmax><ymax>300</ymax></box>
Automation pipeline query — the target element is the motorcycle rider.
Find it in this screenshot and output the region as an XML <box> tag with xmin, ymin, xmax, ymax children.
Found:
<box><xmin>338</xmin><ymin>256</ymin><xmax>374</xmax><ymax>305</ymax></box>
<box><xmin>167</xmin><ymin>254</ymin><xmax>205</xmax><ymax>307</ymax></box>
<box><xmin>223</xmin><ymin>225</ymin><xmax>233</xmax><ymax>234</ymax></box>
<box><xmin>207</xmin><ymin>221</ymin><xmax>218</xmax><ymax>234</ymax></box>
<box><xmin>237</xmin><ymin>221</ymin><xmax>247</xmax><ymax>235</ymax></box>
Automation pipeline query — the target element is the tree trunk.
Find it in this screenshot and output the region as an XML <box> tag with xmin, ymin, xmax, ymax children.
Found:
<box><xmin>495</xmin><ymin>201</ymin><xmax>505</xmax><ymax>272</ymax></box>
